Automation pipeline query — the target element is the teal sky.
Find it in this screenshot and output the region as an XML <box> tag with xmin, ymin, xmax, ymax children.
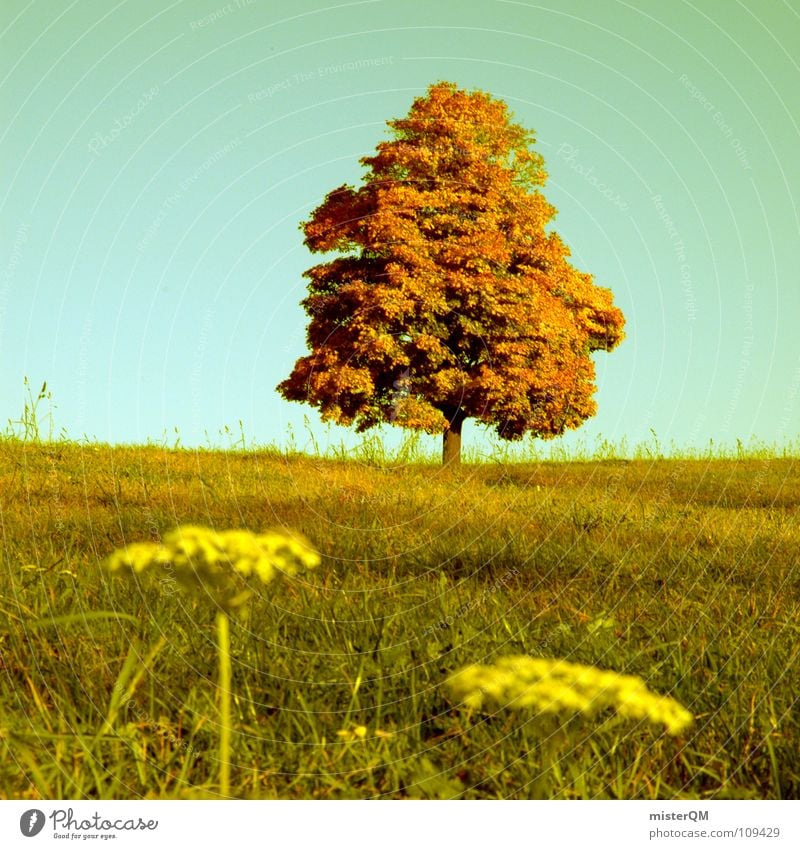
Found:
<box><xmin>1</xmin><ymin>0</ymin><xmax>798</xmax><ymax>454</ymax></box>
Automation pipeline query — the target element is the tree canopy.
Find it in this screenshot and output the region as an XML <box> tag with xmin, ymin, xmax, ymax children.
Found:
<box><xmin>277</xmin><ymin>81</ymin><xmax>625</xmax><ymax>463</ymax></box>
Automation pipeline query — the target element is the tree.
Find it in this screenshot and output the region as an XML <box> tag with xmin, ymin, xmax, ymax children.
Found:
<box><xmin>277</xmin><ymin>81</ymin><xmax>625</xmax><ymax>464</ymax></box>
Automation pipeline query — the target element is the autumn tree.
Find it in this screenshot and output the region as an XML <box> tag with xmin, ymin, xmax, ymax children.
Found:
<box><xmin>278</xmin><ymin>81</ymin><xmax>625</xmax><ymax>464</ymax></box>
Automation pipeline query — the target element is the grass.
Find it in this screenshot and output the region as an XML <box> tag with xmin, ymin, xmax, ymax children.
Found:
<box><xmin>0</xmin><ymin>435</ymin><xmax>798</xmax><ymax>799</ymax></box>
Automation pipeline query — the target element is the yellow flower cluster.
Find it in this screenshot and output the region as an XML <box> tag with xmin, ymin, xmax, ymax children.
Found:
<box><xmin>336</xmin><ymin>725</ymin><xmax>368</xmax><ymax>741</ymax></box>
<box><xmin>335</xmin><ymin>725</ymin><xmax>393</xmax><ymax>742</ymax></box>
<box><xmin>446</xmin><ymin>655</ymin><xmax>693</xmax><ymax>736</ymax></box>
<box><xmin>104</xmin><ymin>525</ymin><xmax>320</xmax><ymax>611</ymax></box>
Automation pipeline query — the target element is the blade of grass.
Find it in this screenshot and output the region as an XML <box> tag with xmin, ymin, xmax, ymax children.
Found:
<box><xmin>27</xmin><ymin>611</ymin><xmax>140</xmax><ymax>629</ymax></box>
<box><xmin>99</xmin><ymin>635</ymin><xmax>167</xmax><ymax>737</ymax></box>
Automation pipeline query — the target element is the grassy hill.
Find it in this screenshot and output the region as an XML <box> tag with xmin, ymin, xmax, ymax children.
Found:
<box><xmin>1</xmin><ymin>438</ymin><xmax>798</xmax><ymax>798</ymax></box>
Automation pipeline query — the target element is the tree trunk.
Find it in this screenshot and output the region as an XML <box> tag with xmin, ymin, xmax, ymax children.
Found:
<box><xmin>442</xmin><ymin>410</ymin><xmax>466</xmax><ymax>466</ymax></box>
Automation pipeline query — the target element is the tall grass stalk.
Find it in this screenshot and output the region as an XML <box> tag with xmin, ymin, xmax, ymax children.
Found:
<box><xmin>216</xmin><ymin>610</ymin><xmax>232</xmax><ymax>797</ymax></box>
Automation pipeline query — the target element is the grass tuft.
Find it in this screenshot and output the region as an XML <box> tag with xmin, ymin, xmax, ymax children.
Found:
<box><xmin>1</xmin><ymin>436</ymin><xmax>798</xmax><ymax>798</ymax></box>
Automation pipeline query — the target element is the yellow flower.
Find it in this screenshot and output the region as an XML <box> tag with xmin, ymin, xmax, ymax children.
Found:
<box><xmin>104</xmin><ymin>525</ymin><xmax>320</xmax><ymax>611</ymax></box>
<box><xmin>336</xmin><ymin>725</ymin><xmax>368</xmax><ymax>741</ymax></box>
<box><xmin>446</xmin><ymin>656</ymin><xmax>693</xmax><ymax>736</ymax></box>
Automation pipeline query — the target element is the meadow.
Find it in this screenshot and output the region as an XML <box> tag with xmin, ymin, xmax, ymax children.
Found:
<box><xmin>0</xmin><ymin>432</ymin><xmax>798</xmax><ymax>799</ymax></box>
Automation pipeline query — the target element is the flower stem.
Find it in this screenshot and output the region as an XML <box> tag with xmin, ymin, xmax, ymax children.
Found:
<box><xmin>216</xmin><ymin>610</ymin><xmax>232</xmax><ymax>796</ymax></box>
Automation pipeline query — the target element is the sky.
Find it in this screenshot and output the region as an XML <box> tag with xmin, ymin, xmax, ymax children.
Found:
<box><xmin>1</xmin><ymin>0</ymin><xmax>798</xmax><ymax>456</ymax></box>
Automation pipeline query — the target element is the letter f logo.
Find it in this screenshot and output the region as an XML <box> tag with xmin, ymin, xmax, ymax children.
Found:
<box><xmin>20</xmin><ymin>809</ymin><xmax>46</xmax><ymax>837</ymax></box>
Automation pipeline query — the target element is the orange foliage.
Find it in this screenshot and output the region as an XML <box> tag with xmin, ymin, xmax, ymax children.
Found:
<box><xmin>278</xmin><ymin>81</ymin><xmax>625</xmax><ymax>445</ymax></box>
